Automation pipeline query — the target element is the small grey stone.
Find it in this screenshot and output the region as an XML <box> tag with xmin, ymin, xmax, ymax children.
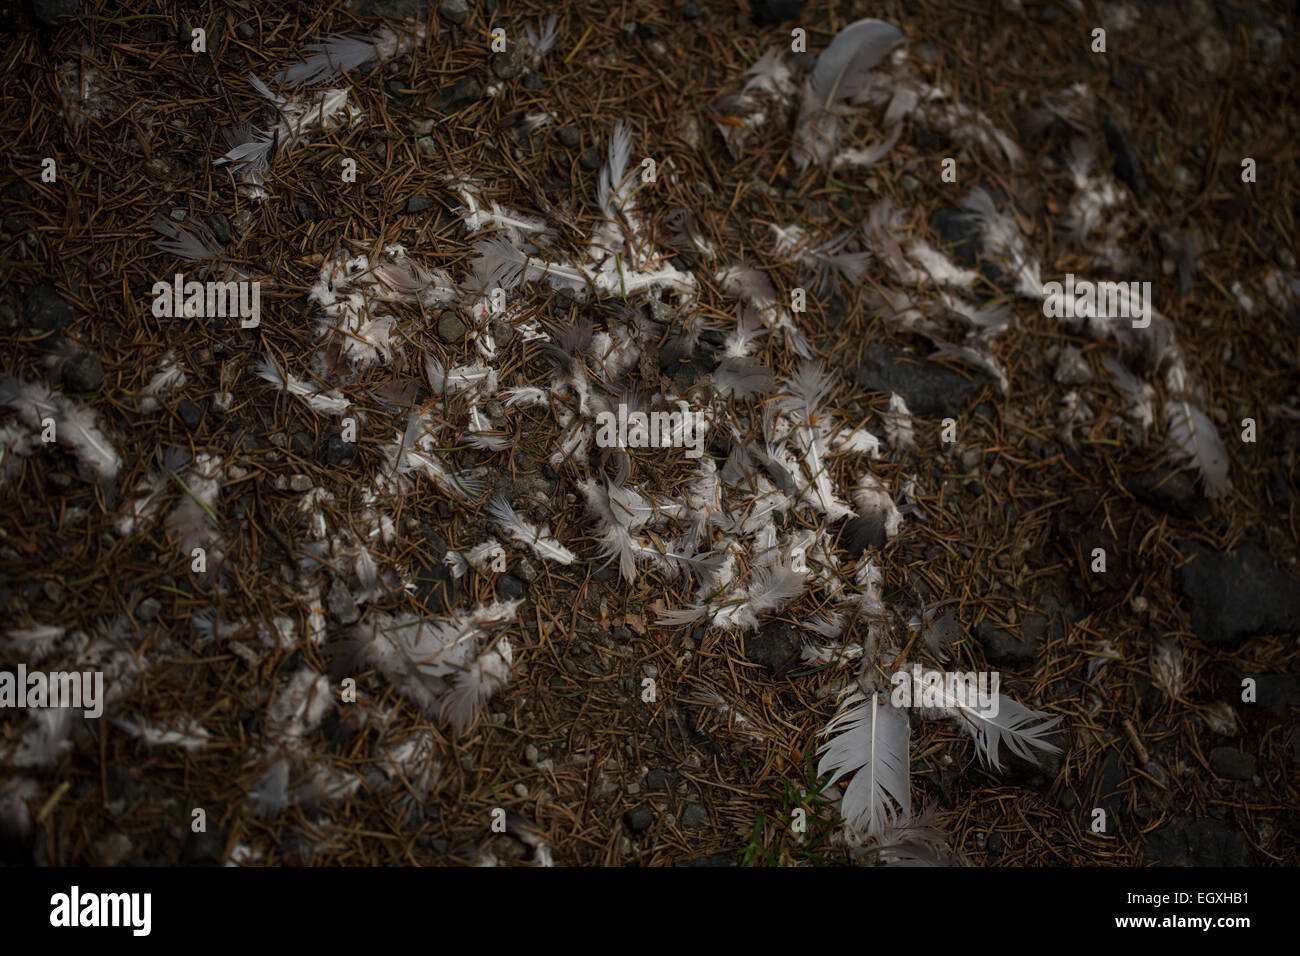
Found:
<box><xmin>439</xmin><ymin>0</ymin><xmax>468</xmax><ymax>24</ymax></box>
<box><xmin>682</xmin><ymin>2</ymin><xmax>702</xmax><ymax>19</ymax></box>
<box><xmin>495</xmin><ymin>575</ymin><xmax>525</xmax><ymax>600</ymax></box>
<box><xmin>137</xmin><ymin>597</ymin><xmax>161</xmax><ymax>622</ymax></box>
<box><xmin>405</xmin><ymin>194</ymin><xmax>434</xmax><ymax>214</ymax></box>
<box><xmin>434</xmin><ymin>77</ymin><xmax>481</xmax><ymax>112</ymax></box>
<box><xmin>624</xmin><ymin>805</ymin><xmax>654</xmax><ymax>832</ymax></box>
<box><xmin>206</xmin><ymin>213</ymin><xmax>231</xmax><ymax>244</ymax></box>
<box><xmin>61</xmin><ymin>351</ymin><xmax>104</xmax><ymax>392</ymax></box>
<box><xmin>557</xmin><ymin>125</ymin><xmax>581</xmax><ymax>149</ymax></box>
<box><xmin>6</xmin><ymin>182</ymin><xmax>33</xmax><ymax>202</ymax></box>
<box><xmin>1053</xmin><ymin>346</ymin><xmax>1092</xmax><ymax>386</ymax></box>
<box><xmin>681</xmin><ymin>803</ymin><xmax>710</xmax><ymax>828</ymax></box>
<box><xmin>744</xmin><ymin>620</ymin><xmax>802</xmax><ymax>676</ymax></box>
<box><xmin>324</xmin><ymin>436</ymin><xmax>355</xmax><ymax>465</ymax></box>
<box><xmin>521</xmin><ymin>72</ymin><xmax>544</xmax><ymax>91</ymax></box>
<box><xmin>580</xmin><ymin>147</ymin><xmax>601</xmax><ymax>171</ymax></box>
<box><xmin>4</xmin><ymin>218</ymin><xmax>24</xmax><ymax>234</ymax></box>
<box><xmin>289</xmin><ymin>475</ymin><xmax>312</xmax><ymax>493</ymax></box>
<box><xmin>1038</xmin><ymin>3</ymin><xmax>1062</xmax><ymax>22</ymax></box>
<box><xmin>437</xmin><ymin>311</ymin><xmax>466</xmax><ymax>342</ymax></box>
<box><xmin>177</xmin><ymin>399</ymin><xmax>202</xmax><ymax>431</ymax></box>
<box><xmin>23</xmin><ymin>285</ymin><xmax>75</xmax><ymax>334</ymax></box>
<box><xmin>646</xmin><ymin>769</ymin><xmax>676</xmax><ymax>791</ymax></box>
<box><xmin>514</xmin><ymin>557</ymin><xmax>539</xmax><ymax>583</ymax></box>
<box><xmin>231</xmin><ymin>209</ymin><xmax>254</xmax><ymax>236</ymax></box>
<box><xmin>975</xmin><ymin>618</ymin><xmax>1040</xmax><ymax>667</ymax></box>
<box><xmin>1209</xmin><ymin>747</ymin><xmax>1257</xmax><ymax>781</ymax></box>
<box><xmin>237</xmin><ymin>22</ymin><xmax>254</xmax><ymax>39</ymax></box>
<box><xmin>169</xmin><ymin>209</ymin><xmax>188</xmax><ymax>222</ymax></box>
<box><xmin>491</xmin><ymin>46</ymin><xmax>523</xmax><ymax>79</ymax></box>
<box><xmin>326</xmin><ymin>578</ymin><xmax>360</xmax><ymax>625</ymax></box>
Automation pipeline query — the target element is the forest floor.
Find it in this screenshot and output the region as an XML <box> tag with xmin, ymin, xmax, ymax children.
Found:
<box><xmin>1</xmin><ymin>0</ymin><xmax>1298</xmax><ymax>866</ymax></box>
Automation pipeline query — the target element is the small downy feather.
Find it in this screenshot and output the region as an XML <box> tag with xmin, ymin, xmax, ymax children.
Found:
<box><xmin>711</xmin><ymin>356</ymin><xmax>773</xmax><ymax>399</ymax></box>
<box><xmin>56</xmin><ymin>402</ymin><xmax>121</xmax><ymax>482</ymax></box>
<box><xmin>794</xmin><ymin>19</ymin><xmax>905</xmax><ymax>168</ymax></box>
<box><xmin>438</xmin><ymin>641</ymin><xmax>514</xmax><ymax>734</ymax></box>
<box><xmin>809</xmin><ymin>20</ymin><xmax>906</xmax><ymax>109</ymax></box>
<box><xmin>486</xmin><ymin>494</ymin><xmax>577</xmax><ymax>564</ymax></box>
<box><xmin>1164</xmin><ymin>399</ymin><xmax>1231</xmax><ymax>498</ymax></box>
<box><xmin>215</xmin><ymin>123</ymin><xmax>275</xmax><ymax>178</ymax></box>
<box><xmin>275</xmin><ymin>34</ymin><xmax>382</xmax><ymax>86</ymax></box>
<box><xmin>1151</xmin><ymin>636</ymin><xmax>1185</xmax><ymax>700</ymax></box>
<box><xmin>817</xmin><ymin>692</ymin><xmax>911</xmax><ymax>837</ymax></box>
<box><xmin>597</xmin><ymin>121</ymin><xmax>634</xmax><ymax>218</ymax></box>
<box><xmin>946</xmin><ymin>685</ymin><xmax>1062</xmax><ymax>771</ymax></box>
<box><xmin>884</xmin><ymin>393</ymin><xmax>914</xmax><ymax>451</ymax></box>
<box><xmin>152</xmin><ymin>215</ymin><xmax>224</xmax><ymax>263</ymax></box>
<box><xmin>523</xmin><ymin>15</ymin><xmax>560</xmax><ymax>66</ymax></box>
<box><xmin>252</xmin><ymin>353</ymin><xmax>350</xmax><ymax>416</ymax></box>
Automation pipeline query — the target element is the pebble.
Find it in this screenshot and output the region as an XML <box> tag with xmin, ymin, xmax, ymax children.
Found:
<box><xmin>439</xmin><ymin>0</ymin><xmax>468</xmax><ymax>24</ymax></box>
<box><xmin>525</xmin><ymin>743</ymin><xmax>540</xmax><ymax>766</ymax></box>
<box><xmin>289</xmin><ymin>475</ymin><xmax>312</xmax><ymax>493</ymax></box>
<box><xmin>491</xmin><ymin>46</ymin><xmax>523</xmax><ymax>80</ymax></box>
<box><xmin>623</xmin><ymin>805</ymin><xmax>654</xmax><ymax>832</ymax></box>
<box><xmin>434</xmin><ymin>77</ymin><xmax>482</xmax><ymax>112</ymax></box>
<box><xmin>137</xmin><ymin>597</ymin><xmax>161</xmax><ymax>621</ymax></box>
<box><xmin>205</xmin><ymin>213</ymin><xmax>230</xmax><ymax>244</ymax></box>
<box><xmin>681</xmin><ymin>804</ymin><xmax>710</xmax><ymax>828</ymax></box>
<box><xmin>324</xmin><ymin>437</ymin><xmax>355</xmax><ymax>465</ymax></box>
<box><xmin>557</xmin><ymin>125</ymin><xmax>581</xmax><ymax>149</ymax></box>
<box><xmin>513</xmin><ymin>783</ymin><xmax>528</xmax><ymax>798</ymax></box>
<box><xmin>579</xmin><ymin>147</ymin><xmax>601</xmax><ymax>171</ymax></box>
<box><xmin>405</xmin><ymin>194</ymin><xmax>434</xmax><ymax>214</ymax></box>
<box><xmin>177</xmin><ymin>400</ymin><xmax>202</xmax><ymax>431</ymax></box>
<box><xmin>495</xmin><ymin>575</ymin><xmax>525</xmax><ymax>600</ymax></box>
<box><xmin>437</xmin><ymin>311</ymin><xmax>466</xmax><ymax>342</ymax></box>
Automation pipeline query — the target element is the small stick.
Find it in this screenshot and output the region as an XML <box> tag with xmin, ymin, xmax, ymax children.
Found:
<box><xmin>1122</xmin><ymin>718</ymin><xmax>1150</xmax><ymax>766</ymax></box>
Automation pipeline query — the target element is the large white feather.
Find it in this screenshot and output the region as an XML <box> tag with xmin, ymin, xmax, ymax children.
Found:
<box><xmin>817</xmin><ymin>692</ymin><xmax>911</xmax><ymax>837</ymax></box>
